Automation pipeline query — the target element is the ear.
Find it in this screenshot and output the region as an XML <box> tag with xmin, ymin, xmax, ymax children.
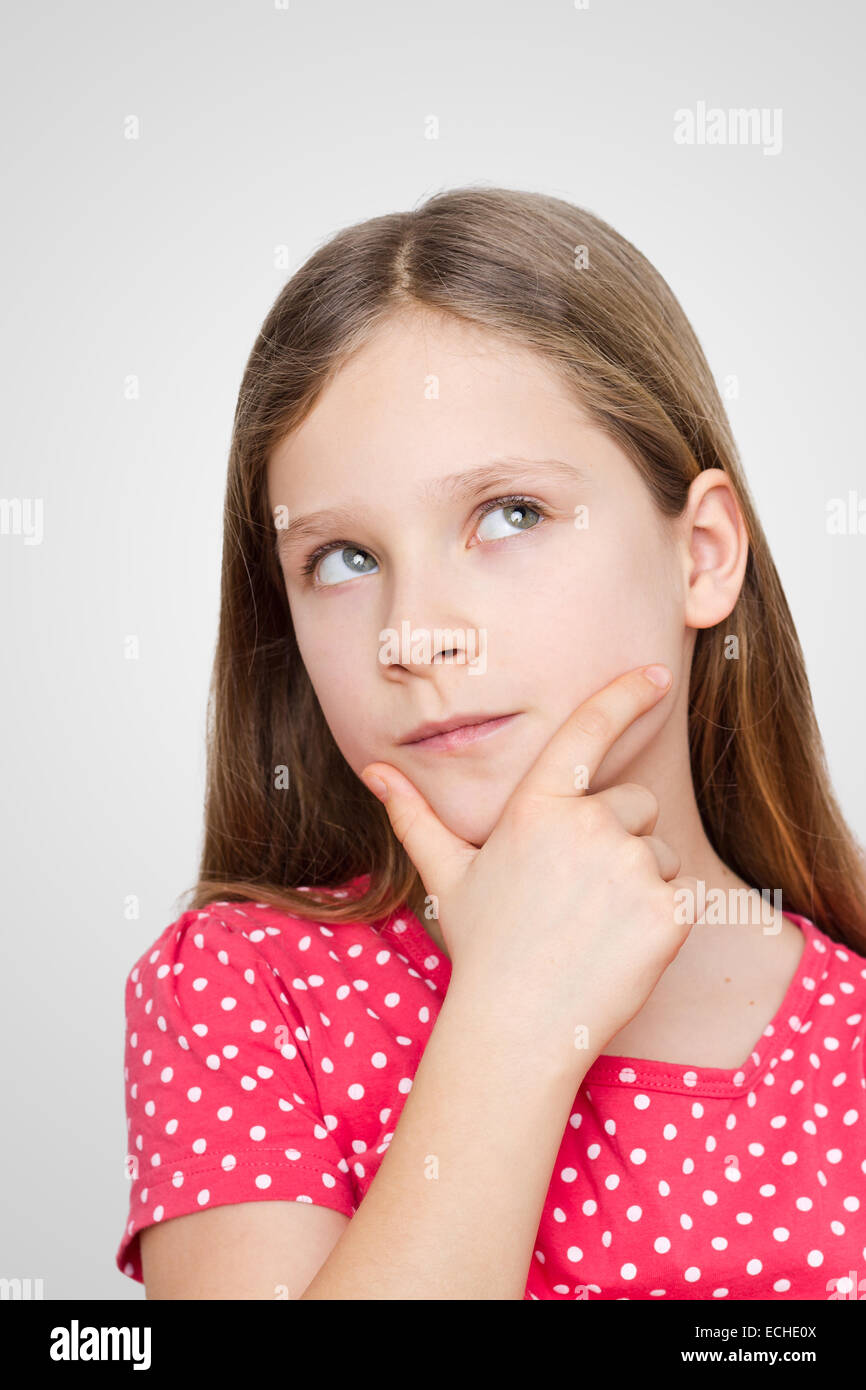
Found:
<box><xmin>677</xmin><ymin>469</ymin><xmax>750</xmax><ymax>630</ymax></box>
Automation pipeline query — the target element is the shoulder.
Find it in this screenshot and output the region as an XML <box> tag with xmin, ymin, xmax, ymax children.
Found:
<box><xmin>125</xmin><ymin>897</ymin><xmax>343</xmax><ymax>991</ymax></box>
<box><xmin>792</xmin><ymin>914</ymin><xmax>866</xmax><ymax>1081</ymax></box>
<box><xmin>117</xmin><ymin>896</ymin><xmax>366</xmax><ymax>1284</ymax></box>
<box><xmin>123</xmin><ymin>892</ymin><xmax>396</xmax><ymax>1038</ymax></box>
<box><xmin>797</xmin><ymin>914</ymin><xmax>866</xmax><ymax>991</ymax></box>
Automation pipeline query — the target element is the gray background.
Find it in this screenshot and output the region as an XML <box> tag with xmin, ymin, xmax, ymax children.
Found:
<box><xmin>2</xmin><ymin>0</ymin><xmax>863</xmax><ymax>1299</ymax></box>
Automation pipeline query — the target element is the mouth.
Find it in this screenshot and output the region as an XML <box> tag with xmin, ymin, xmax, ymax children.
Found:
<box><xmin>401</xmin><ymin>713</ymin><xmax>519</xmax><ymax>752</ymax></box>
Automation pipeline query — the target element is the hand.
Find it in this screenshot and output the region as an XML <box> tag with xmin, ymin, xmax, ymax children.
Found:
<box><xmin>360</xmin><ymin>665</ymin><xmax>700</xmax><ymax>1075</ymax></box>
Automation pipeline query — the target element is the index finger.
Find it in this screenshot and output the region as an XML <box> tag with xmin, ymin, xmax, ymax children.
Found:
<box><xmin>511</xmin><ymin>665</ymin><xmax>672</xmax><ymax>802</ymax></box>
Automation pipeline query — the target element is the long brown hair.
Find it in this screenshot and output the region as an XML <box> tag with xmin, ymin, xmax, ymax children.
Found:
<box><xmin>181</xmin><ymin>184</ymin><xmax>866</xmax><ymax>953</ymax></box>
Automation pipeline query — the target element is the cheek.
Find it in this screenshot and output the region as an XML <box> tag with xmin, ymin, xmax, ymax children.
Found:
<box><xmin>510</xmin><ymin>528</ymin><xmax>676</xmax><ymax>690</ymax></box>
<box><xmin>517</xmin><ymin>529</ymin><xmax>680</xmax><ymax>771</ymax></box>
<box><xmin>291</xmin><ymin>612</ymin><xmax>375</xmax><ymax>767</ymax></box>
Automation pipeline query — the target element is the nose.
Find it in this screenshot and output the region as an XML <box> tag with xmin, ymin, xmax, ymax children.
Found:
<box><xmin>377</xmin><ymin>560</ymin><xmax>477</xmax><ymax>674</ymax></box>
<box><xmin>378</xmin><ymin>616</ymin><xmax>470</xmax><ymax>671</ymax></box>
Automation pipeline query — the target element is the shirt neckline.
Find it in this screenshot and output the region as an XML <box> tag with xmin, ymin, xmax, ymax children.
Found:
<box><xmin>372</xmin><ymin>885</ymin><xmax>824</xmax><ymax>1098</ymax></box>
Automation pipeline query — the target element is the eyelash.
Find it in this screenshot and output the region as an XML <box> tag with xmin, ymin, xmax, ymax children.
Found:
<box><xmin>298</xmin><ymin>493</ymin><xmax>548</xmax><ymax>581</ymax></box>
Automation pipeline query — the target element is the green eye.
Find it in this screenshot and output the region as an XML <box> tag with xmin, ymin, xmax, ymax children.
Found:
<box><xmin>299</xmin><ymin>492</ymin><xmax>547</xmax><ymax>588</ymax></box>
<box><xmin>476</xmin><ymin>499</ymin><xmax>542</xmax><ymax>540</ymax></box>
<box><xmin>305</xmin><ymin>545</ymin><xmax>379</xmax><ymax>587</ymax></box>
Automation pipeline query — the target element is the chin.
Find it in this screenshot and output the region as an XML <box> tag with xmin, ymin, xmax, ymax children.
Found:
<box><xmin>433</xmin><ymin>799</ymin><xmax>502</xmax><ymax>848</ymax></box>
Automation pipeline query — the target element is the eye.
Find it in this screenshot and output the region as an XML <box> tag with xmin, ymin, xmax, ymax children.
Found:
<box><xmin>310</xmin><ymin>545</ymin><xmax>379</xmax><ymax>587</ymax></box>
<box><xmin>299</xmin><ymin>493</ymin><xmax>546</xmax><ymax>589</ymax></box>
<box><xmin>475</xmin><ymin>495</ymin><xmax>544</xmax><ymax>541</ymax></box>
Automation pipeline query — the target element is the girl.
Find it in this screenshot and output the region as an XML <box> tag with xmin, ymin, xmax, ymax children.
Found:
<box><xmin>116</xmin><ymin>186</ymin><xmax>866</xmax><ymax>1301</ymax></box>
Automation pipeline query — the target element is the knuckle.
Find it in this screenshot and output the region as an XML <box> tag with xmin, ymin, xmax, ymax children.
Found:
<box><xmin>508</xmin><ymin>791</ymin><xmax>549</xmax><ymax>831</ymax></box>
<box><xmin>623</xmin><ymin>782</ymin><xmax>660</xmax><ymax>825</ymax></box>
<box><xmin>387</xmin><ymin>804</ymin><xmax>417</xmax><ymax>849</ymax></box>
<box><xmin>664</xmin><ymin>842</ymin><xmax>682</xmax><ymax>877</ymax></box>
<box><xmin>619</xmin><ymin>833</ymin><xmax>655</xmax><ymax>872</ymax></box>
<box><xmin>571</xmin><ymin>705</ymin><xmax>610</xmax><ymax>742</ymax></box>
<box><xmin>575</xmin><ymin>796</ymin><xmax>614</xmax><ymax>836</ymax></box>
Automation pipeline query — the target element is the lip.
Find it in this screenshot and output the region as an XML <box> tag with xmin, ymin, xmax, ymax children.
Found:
<box><xmin>400</xmin><ymin>713</ymin><xmax>519</xmax><ymax>752</ymax></box>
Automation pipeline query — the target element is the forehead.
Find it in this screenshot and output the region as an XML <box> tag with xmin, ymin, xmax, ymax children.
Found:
<box><xmin>268</xmin><ymin>311</ymin><xmax>592</xmax><ymax>497</ymax></box>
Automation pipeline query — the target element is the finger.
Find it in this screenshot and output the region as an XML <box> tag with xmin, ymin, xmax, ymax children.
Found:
<box><xmin>667</xmin><ymin>875</ymin><xmax>703</xmax><ymax>926</ymax></box>
<box><xmin>359</xmin><ymin>762</ymin><xmax>476</xmax><ymax>897</ymax></box>
<box><xmin>590</xmin><ymin>782</ymin><xmax>660</xmax><ymax>837</ymax></box>
<box><xmin>640</xmin><ymin>835</ymin><xmax>681</xmax><ymax>882</ymax></box>
<box><xmin>511</xmin><ymin>665</ymin><xmax>673</xmax><ymax>802</ymax></box>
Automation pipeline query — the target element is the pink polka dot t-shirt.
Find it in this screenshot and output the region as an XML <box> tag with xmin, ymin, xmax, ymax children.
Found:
<box><xmin>117</xmin><ymin>878</ymin><xmax>866</xmax><ymax>1299</ymax></box>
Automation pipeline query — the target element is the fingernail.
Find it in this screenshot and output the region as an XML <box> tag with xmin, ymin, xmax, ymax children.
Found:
<box><xmin>643</xmin><ymin>664</ymin><xmax>671</xmax><ymax>688</ymax></box>
<box><xmin>361</xmin><ymin>772</ymin><xmax>390</xmax><ymax>802</ymax></box>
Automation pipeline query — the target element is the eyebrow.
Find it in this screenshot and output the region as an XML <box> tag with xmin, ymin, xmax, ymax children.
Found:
<box><xmin>273</xmin><ymin>456</ymin><xmax>590</xmax><ymax>559</ymax></box>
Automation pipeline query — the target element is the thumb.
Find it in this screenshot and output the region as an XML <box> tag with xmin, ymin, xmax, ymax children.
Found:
<box><xmin>359</xmin><ymin>762</ymin><xmax>476</xmax><ymax>898</ymax></box>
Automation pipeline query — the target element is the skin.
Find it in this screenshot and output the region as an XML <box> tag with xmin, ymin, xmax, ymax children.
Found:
<box><xmin>267</xmin><ymin>306</ymin><xmax>805</xmax><ymax>1066</ymax></box>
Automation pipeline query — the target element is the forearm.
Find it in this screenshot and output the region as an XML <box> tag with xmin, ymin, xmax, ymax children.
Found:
<box><xmin>300</xmin><ymin>973</ymin><xmax>595</xmax><ymax>1300</ymax></box>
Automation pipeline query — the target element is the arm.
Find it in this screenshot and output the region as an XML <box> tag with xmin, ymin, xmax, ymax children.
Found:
<box><xmin>300</xmin><ymin>971</ymin><xmax>596</xmax><ymax>1300</ymax></box>
<box><xmin>140</xmin><ymin>1200</ymin><xmax>351</xmax><ymax>1300</ymax></box>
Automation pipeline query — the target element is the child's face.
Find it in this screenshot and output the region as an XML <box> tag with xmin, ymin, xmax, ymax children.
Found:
<box><xmin>268</xmin><ymin>308</ymin><xmax>689</xmax><ymax>847</ymax></box>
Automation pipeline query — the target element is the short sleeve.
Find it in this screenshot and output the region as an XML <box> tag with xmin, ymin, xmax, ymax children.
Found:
<box><xmin>116</xmin><ymin>908</ymin><xmax>356</xmax><ymax>1282</ymax></box>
